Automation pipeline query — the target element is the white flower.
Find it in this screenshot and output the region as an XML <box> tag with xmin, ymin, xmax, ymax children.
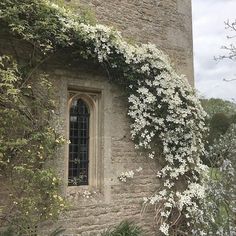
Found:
<box><xmin>118</xmin><ymin>170</ymin><xmax>134</xmax><ymax>182</ymax></box>
<box><xmin>143</xmin><ymin>197</ymin><xmax>149</xmax><ymax>204</ymax></box>
<box><xmin>159</xmin><ymin>222</ymin><xmax>169</xmax><ymax>235</ymax></box>
<box><xmin>148</xmin><ymin>153</ymin><xmax>155</xmax><ymax>159</ymax></box>
<box><xmin>82</xmin><ymin>190</ymin><xmax>92</xmax><ymax>199</ymax></box>
<box><xmin>136</xmin><ymin>167</ymin><xmax>143</xmax><ymax>172</ymax></box>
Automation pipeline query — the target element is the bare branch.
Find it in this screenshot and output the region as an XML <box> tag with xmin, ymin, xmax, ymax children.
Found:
<box><xmin>223</xmin><ymin>78</ymin><xmax>236</xmax><ymax>82</ymax></box>
<box><xmin>216</xmin><ymin>20</ymin><xmax>236</xmax><ymax>62</ymax></box>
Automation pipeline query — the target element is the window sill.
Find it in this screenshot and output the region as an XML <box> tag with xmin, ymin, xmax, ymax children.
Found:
<box><xmin>66</xmin><ymin>185</ymin><xmax>103</xmax><ymax>205</ymax></box>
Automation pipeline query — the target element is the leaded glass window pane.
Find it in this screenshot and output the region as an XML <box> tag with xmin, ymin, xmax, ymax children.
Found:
<box><xmin>68</xmin><ymin>99</ymin><xmax>89</xmax><ymax>186</ymax></box>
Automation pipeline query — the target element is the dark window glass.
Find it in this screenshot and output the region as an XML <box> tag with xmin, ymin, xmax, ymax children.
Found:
<box><xmin>68</xmin><ymin>99</ymin><xmax>89</xmax><ymax>186</ymax></box>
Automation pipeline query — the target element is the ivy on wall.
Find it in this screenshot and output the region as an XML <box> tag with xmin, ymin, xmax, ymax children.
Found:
<box><xmin>0</xmin><ymin>0</ymin><xmax>208</xmax><ymax>235</ymax></box>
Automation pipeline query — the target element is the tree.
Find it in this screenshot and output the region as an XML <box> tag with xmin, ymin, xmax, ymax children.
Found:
<box><xmin>203</xmin><ymin>125</ymin><xmax>236</xmax><ymax>236</ymax></box>
<box><xmin>200</xmin><ymin>98</ymin><xmax>236</xmax><ymax>118</ymax></box>
<box><xmin>200</xmin><ymin>98</ymin><xmax>236</xmax><ymax>235</ymax></box>
<box><xmin>216</xmin><ymin>20</ymin><xmax>236</xmax><ymax>61</ymax></box>
<box><xmin>201</xmin><ymin>98</ymin><xmax>236</xmax><ymax>158</ymax></box>
<box><xmin>215</xmin><ymin>20</ymin><xmax>236</xmax><ymax>82</ymax></box>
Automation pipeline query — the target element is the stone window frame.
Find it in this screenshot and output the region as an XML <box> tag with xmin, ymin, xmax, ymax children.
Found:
<box><xmin>66</xmin><ymin>89</ymin><xmax>102</xmax><ymax>191</ymax></box>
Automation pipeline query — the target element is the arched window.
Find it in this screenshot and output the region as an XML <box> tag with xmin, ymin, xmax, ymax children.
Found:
<box><xmin>68</xmin><ymin>98</ymin><xmax>90</xmax><ymax>186</ymax></box>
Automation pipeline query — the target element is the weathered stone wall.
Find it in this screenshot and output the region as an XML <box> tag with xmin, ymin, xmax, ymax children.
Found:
<box><xmin>0</xmin><ymin>0</ymin><xmax>194</xmax><ymax>234</ymax></box>
<box><xmin>66</xmin><ymin>0</ymin><xmax>194</xmax><ymax>86</ymax></box>
<box><xmin>0</xmin><ymin>31</ymin><xmax>160</xmax><ymax>236</ymax></box>
<box><xmin>41</xmin><ymin>63</ymin><xmax>159</xmax><ymax>235</ymax></box>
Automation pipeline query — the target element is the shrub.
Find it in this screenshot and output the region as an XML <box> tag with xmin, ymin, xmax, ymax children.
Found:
<box><xmin>200</xmin><ymin>98</ymin><xmax>236</xmax><ymax>118</ymax></box>
<box><xmin>202</xmin><ymin>125</ymin><xmax>236</xmax><ymax>236</ymax></box>
<box><xmin>208</xmin><ymin>112</ymin><xmax>231</xmax><ymax>145</ymax></box>
<box><xmin>101</xmin><ymin>221</ymin><xmax>142</xmax><ymax>236</ymax></box>
<box><xmin>0</xmin><ymin>56</ymin><xmax>66</xmax><ymax>233</ymax></box>
<box><xmin>0</xmin><ymin>228</ymin><xmax>15</xmax><ymax>236</ymax></box>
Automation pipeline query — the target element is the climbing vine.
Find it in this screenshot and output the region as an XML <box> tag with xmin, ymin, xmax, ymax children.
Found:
<box><xmin>0</xmin><ymin>0</ymin><xmax>208</xmax><ymax>235</ymax></box>
<box><xmin>0</xmin><ymin>55</ymin><xmax>66</xmax><ymax>234</ymax></box>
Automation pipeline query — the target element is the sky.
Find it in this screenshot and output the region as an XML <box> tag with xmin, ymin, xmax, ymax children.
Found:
<box><xmin>192</xmin><ymin>0</ymin><xmax>236</xmax><ymax>102</ymax></box>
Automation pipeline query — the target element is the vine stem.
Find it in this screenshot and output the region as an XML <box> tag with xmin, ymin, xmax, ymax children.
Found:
<box><xmin>20</xmin><ymin>53</ymin><xmax>53</xmax><ymax>88</ymax></box>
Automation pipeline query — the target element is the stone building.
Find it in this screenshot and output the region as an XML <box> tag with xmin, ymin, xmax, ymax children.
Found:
<box><xmin>0</xmin><ymin>0</ymin><xmax>194</xmax><ymax>235</ymax></box>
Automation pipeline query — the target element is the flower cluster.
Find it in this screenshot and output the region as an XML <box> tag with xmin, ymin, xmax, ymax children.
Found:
<box><xmin>82</xmin><ymin>190</ymin><xmax>92</xmax><ymax>199</ymax></box>
<box><xmin>118</xmin><ymin>170</ymin><xmax>135</xmax><ymax>182</ymax></box>
<box><xmin>118</xmin><ymin>167</ymin><xmax>143</xmax><ymax>182</ymax></box>
<box><xmin>78</xmin><ymin>23</ymin><xmax>208</xmax><ymax>235</ymax></box>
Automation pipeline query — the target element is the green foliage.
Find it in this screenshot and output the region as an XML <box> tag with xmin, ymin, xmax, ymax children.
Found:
<box><xmin>201</xmin><ymin>99</ymin><xmax>236</xmax><ymax>235</ymax></box>
<box><xmin>101</xmin><ymin>221</ymin><xmax>143</xmax><ymax>236</ymax></box>
<box><xmin>0</xmin><ymin>0</ymin><xmax>69</xmax><ymax>51</ymax></box>
<box><xmin>71</xmin><ymin>3</ymin><xmax>97</xmax><ymax>25</ymax></box>
<box><xmin>203</xmin><ymin>125</ymin><xmax>236</xmax><ymax>235</ymax></box>
<box><xmin>0</xmin><ymin>0</ymin><xmax>94</xmax><ymax>55</ymax></box>
<box><xmin>210</xmin><ymin>113</ymin><xmax>230</xmax><ymax>134</ymax></box>
<box><xmin>0</xmin><ymin>228</ymin><xmax>15</xmax><ymax>236</ymax></box>
<box><xmin>201</xmin><ymin>98</ymin><xmax>236</xmax><ymax>118</ymax></box>
<box><xmin>0</xmin><ymin>226</ymin><xmax>65</xmax><ymax>236</ymax></box>
<box><xmin>230</xmin><ymin>113</ymin><xmax>236</xmax><ymax>124</ymax></box>
<box><xmin>208</xmin><ymin>112</ymin><xmax>231</xmax><ymax>145</ymax></box>
<box><xmin>49</xmin><ymin>0</ymin><xmax>67</xmax><ymax>6</ymax></box>
<box><xmin>0</xmin><ymin>56</ymin><xmax>66</xmax><ymax>233</ymax></box>
<box><xmin>49</xmin><ymin>0</ymin><xmax>97</xmax><ymax>24</ymax></box>
<box><xmin>201</xmin><ymin>98</ymin><xmax>236</xmax><ymax>165</ymax></box>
